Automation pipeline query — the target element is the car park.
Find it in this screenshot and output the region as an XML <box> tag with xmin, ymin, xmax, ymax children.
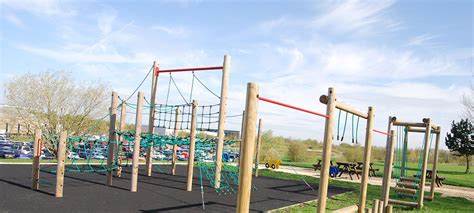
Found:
<box><xmin>0</xmin><ymin>146</ymin><xmax>15</xmax><ymax>158</ymax></box>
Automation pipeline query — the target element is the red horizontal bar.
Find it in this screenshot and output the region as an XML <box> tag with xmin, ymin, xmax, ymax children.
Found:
<box><xmin>373</xmin><ymin>129</ymin><xmax>390</xmax><ymax>136</ymax></box>
<box><xmin>258</xmin><ymin>96</ymin><xmax>329</xmax><ymax>119</ymax></box>
<box><xmin>157</xmin><ymin>66</ymin><xmax>223</xmax><ymax>74</ymax></box>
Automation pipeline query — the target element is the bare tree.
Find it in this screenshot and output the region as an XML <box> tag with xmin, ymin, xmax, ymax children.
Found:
<box><xmin>461</xmin><ymin>90</ymin><xmax>474</xmax><ymax>121</ymax></box>
<box><xmin>6</xmin><ymin>71</ymin><xmax>109</xmax><ymax>153</ymax></box>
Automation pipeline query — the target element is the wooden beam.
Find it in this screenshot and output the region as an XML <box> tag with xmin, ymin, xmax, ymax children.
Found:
<box><xmin>254</xmin><ymin>118</ymin><xmax>262</xmax><ymax>177</ymax></box>
<box><xmin>131</xmin><ymin>91</ymin><xmax>144</xmax><ymax>192</ymax></box>
<box><xmin>317</xmin><ymin>88</ymin><xmax>337</xmax><ymax>213</ymax></box>
<box><xmin>55</xmin><ymin>131</ymin><xmax>67</xmax><ymax>198</ymax></box>
<box><xmin>388</xmin><ymin>199</ymin><xmax>418</xmax><ymax>207</ymax></box>
<box><xmin>146</xmin><ymin>61</ymin><xmax>159</xmax><ymax>177</ymax></box>
<box><xmin>372</xmin><ymin>199</ymin><xmax>379</xmax><ymax>213</ymax></box>
<box><xmin>186</xmin><ymin>100</ymin><xmax>198</xmax><ymax>191</ymax></box>
<box><xmin>214</xmin><ymin>55</ymin><xmax>231</xmax><ymax>188</ymax></box>
<box><xmin>407</xmin><ymin>126</ymin><xmax>440</xmax><ymax>134</ymax></box>
<box><xmin>171</xmin><ymin>108</ymin><xmax>180</xmax><ymax>176</ymax></box>
<box><xmin>418</xmin><ymin>118</ymin><xmax>432</xmax><ymax>208</ymax></box>
<box><xmin>236</xmin><ymin>82</ymin><xmax>258</xmax><ymax>213</ymax></box>
<box><xmin>429</xmin><ymin>127</ymin><xmax>441</xmax><ymax>200</ymax></box>
<box><xmin>391</xmin><ymin>117</ymin><xmax>426</xmax><ymax>127</ymax></box>
<box><xmin>31</xmin><ymin>129</ymin><xmax>42</xmax><ymax>190</ymax></box>
<box><xmin>106</xmin><ymin>91</ymin><xmax>118</xmax><ymax>186</ymax></box>
<box><xmin>319</xmin><ymin>95</ymin><xmax>368</xmax><ymax>119</ymax></box>
<box><xmin>358</xmin><ymin>106</ymin><xmax>374</xmax><ymax>212</ymax></box>
<box><xmin>117</xmin><ymin>100</ymin><xmax>127</xmax><ymax>178</ymax></box>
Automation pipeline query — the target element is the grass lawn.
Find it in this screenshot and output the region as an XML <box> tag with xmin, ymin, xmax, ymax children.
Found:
<box><xmin>259</xmin><ymin>169</ymin><xmax>474</xmax><ymax>212</ymax></box>
<box><xmin>280</xmin><ymin>161</ymin><xmax>474</xmax><ymax>188</ymax></box>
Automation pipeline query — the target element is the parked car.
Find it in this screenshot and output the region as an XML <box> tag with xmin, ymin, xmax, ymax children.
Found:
<box><xmin>91</xmin><ymin>151</ymin><xmax>106</xmax><ymax>160</ymax></box>
<box><xmin>68</xmin><ymin>152</ymin><xmax>83</xmax><ymax>160</ymax></box>
<box><xmin>0</xmin><ymin>146</ymin><xmax>15</xmax><ymax>158</ymax></box>
<box><xmin>41</xmin><ymin>150</ymin><xmax>55</xmax><ymax>159</ymax></box>
<box><xmin>152</xmin><ymin>152</ymin><xmax>168</xmax><ymax>160</ymax></box>
<box><xmin>14</xmin><ymin>144</ymin><xmax>32</xmax><ymax>159</ymax></box>
<box><xmin>177</xmin><ymin>152</ymin><xmax>189</xmax><ymax>161</ymax></box>
<box><xmin>0</xmin><ymin>135</ymin><xmax>12</xmax><ymax>146</ymax></box>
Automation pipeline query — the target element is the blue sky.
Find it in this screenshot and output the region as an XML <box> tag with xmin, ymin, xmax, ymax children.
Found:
<box><xmin>1</xmin><ymin>0</ymin><xmax>472</xmax><ymax>148</ymax></box>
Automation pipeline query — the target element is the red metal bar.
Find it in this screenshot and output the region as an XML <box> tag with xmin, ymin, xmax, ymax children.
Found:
<box><xmin>157</xmin><ymin>66</ymin><xmax>223</xmax><ymax>74</ymax></box>
<box><xmin>373</xmin><ymin>129</ymin><xmax>390</xmax><ymax>136</ymax></box>
<box><xmin>258</xmin><ymin>96</ymin><xmax>329</xmax><ymax>119</ymax></box>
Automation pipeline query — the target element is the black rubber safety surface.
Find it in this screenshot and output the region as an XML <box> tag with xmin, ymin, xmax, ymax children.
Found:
<box><xmin>0</xmin><ymin>164</ymin><xmax>350</xmax><ymax>212</ymax></box>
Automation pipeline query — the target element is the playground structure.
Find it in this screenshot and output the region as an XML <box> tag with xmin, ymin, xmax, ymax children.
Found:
<box><xmin>26</xmin><ymin>54</ymin><xmax>445</xmax><ymax>213</ymax></box>
<box><xmin>381</xmin><ymin>117</ymin><xmax>441</xmax><ymax>209</ymax></box>
<box><xmin>30</xmin><ymin>55</ymin><xmax>251</xmax><ymax>199</ymax></box>
<box><xmin>238</xmin><ymin>83</ymin><xmax>393</xmax><ymax>213</ymax></box>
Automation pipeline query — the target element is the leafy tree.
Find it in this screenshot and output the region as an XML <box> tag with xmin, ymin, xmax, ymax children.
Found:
<box><xmin>445</xmin><ymin>119</ymin><xmax>473</xmax><ymax>173</ymax></box>
<box><xmin>6</xmin><ymin>71</ymin><xmax>109</xmax><ymax>153</ymax></box>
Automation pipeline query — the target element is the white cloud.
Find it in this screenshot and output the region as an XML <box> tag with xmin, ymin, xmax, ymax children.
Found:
<box><xmin>313</xmin><ymin>0</ymin><xmax>400</xmax><ymax>35</ymax></box>
<box><xmin>3</xmin><ymin>12</ymin><xmax>25</xmax><ymax>28</ymax></box>
<box><xmin>0</xmin><ymin>0</ymin><xmax>76</xmax><ymax>17</ymax></box>
<box><xmin>151</xmin><ymin>25</ymin><xmax>190</xmax><ymax>37</ymax></box>
<box><xmin>97</xmin><ymin>10</ymin><xmax>117</xmax><ymax>35</ymax></box>
<box><xmin>408</xmin><ymin>33</ymin><xmax>439</xmax><ymax>46</ymax></box>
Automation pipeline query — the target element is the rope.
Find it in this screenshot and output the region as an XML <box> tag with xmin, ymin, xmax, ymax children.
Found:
<box><xmin>337</xmin><ymin>110</ymin><xmax>341</xmax><ymax>140</ymax></box>
<box><xmin>170</xmin><ymin>74</ymin><xmax>189</xmax><ymax>104</ymax></box>
<box><xmin>125</xmin><ymin>65</ymin><xmax>153</xmax><ymax>101</ymax></box>
<box><xmin>189</xmin><ymin>72</ymin><xmax>195</xmax><ymax>103</ymax></box>
<box><xmin>193</xmin><ymin>72</ymin><xmax>220</xmax><ymax>99</ymax></box>
<box><xmin>165</xmin><ymin>73</ymin><xmax>172</xmax><ymax>105</ymax></box>
<box><xmin>341</xmin><ymin>112</ymin><xmax>348</xmax><ymax>141</ymax></box>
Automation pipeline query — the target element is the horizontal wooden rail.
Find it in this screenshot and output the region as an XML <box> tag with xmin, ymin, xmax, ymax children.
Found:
<box><xmin>156</xmin><ymin>66</ymin><xmax>223</xmax><ymax>75</ymax></box>
<box><xmin>319</xmin><ymin>95</ymin><xmax>368</xmax><ymax>119</ymax></box>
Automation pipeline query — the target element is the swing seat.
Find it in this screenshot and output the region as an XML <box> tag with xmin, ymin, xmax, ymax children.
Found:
<box><xmin>329</xmin><ymin>166</ymin><xmax>339</xmax><ymax>178</ymax></box>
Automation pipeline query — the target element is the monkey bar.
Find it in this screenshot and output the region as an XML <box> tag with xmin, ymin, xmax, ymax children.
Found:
<box><xmin>155</xmin><ymin>66</ymin><xmax>224</xmax><ymax>75</ymax></box>
<box><xmin>258</xmin><ymin>96</ymin><xmax>329</xmax><ymax>118</ymax></box>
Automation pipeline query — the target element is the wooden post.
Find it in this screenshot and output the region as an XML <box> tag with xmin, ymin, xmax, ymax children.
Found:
<box><xmin>55</xmin><ymin>131</ymin><xmax>67</xmax><ymax>198</ymax></box>
<box><xmin>238</xmin><ymin>110</ymin><xmax>246</xmax><ymax>167</ymax></box>
<box><xmin>385</xmin><ymin>205</ymin><xmax>393</xmax><ymax>213</ymax></box>
<box><xmin>418</xmin><ymin>118</ymin><xmax>432</xmax><ymax>208</ymax></box>
<box><xmin>372</xmin><ymin>199</ymin><xmax>379</xmax><ymax>213</ymax></box>
<box><xmin>106</xmin><ymin>91</ymin><xmax>118</xmax><ymax>186</ymax></box>
<box><xmin>358</xmin><ymin>106</ymin><xmax>375</xmax><ymax>212</ymax></box>
<box><xmin>31</xmin><ymin>129</ymin><xmax>42</xmax><ymax>190</ymax></box>
<box><xmin>171</xmin><ymin>108</ymin><xmax>180</xmax><ymax>175</ymax></box>
<box><xmin>146</xmin><ymin>61</ymin><xmax>159</xmax><ymax>176</ymax></box>
<box><xmin>240</xmin><ymin>110</ymin><xmax>246</xmax><ymax>139</ymax></box>
<box><xmin>401</xmin><ymin>128</ymin><xmax>408</xmax><ymax>177</ymax></box>
<box><xmin>17</xmin><ymin>123</ymin><xmax>20</xmax><ymax>133</ymax></box>
<box><xmin>131</xmin><ymin>92</ymin><xmax>144</xmax><ymax>192</ymax></box>
<box><xmin>254</xmin><ymin>118</ymin><xmax>262</xmax><ymax>177</ymax></box>
<box><xmin>317</xmin><ymin>87</ymin><xmax>336</xmax><ymax>213</ymax></box>
<box><xmin>5</xmin><ymin>123</ymin><xmax>8</xmax><ymax>134</ymax></box>
<box><xmin>378</xmin><ymin>200</ymin><xmax>384</xmax><ymax>213</ymax></box>
<box><xmin>117</xmin><ymin>100</ymin><xmax>127</xmax><ymax>177</ymax></box>
<box><xmin>429</xmin><ymin>127</ymin><xmax>441</xmax><ymax>200</ymax></box>
<box><xmin>236</xmin><ymin>83</ymin><xmax>258</xmax><ymax>213</ymax></box>
<box><xmin>214</xmin><ymin>55</ymin><xmax>231</xmax><ymax>188</ymax></box>
<box><xmin>365</xmin><ymin>208</ymin><xmax>372</xmax><ymax>213</ymax></box>
<box><xmin>186</xmin><ymin>100</ymin><xmax>198</xmax><ymax>191</ymax></box>
<box><xmin>381</xmin><ymin>129</ymin><xmax>396</xmax><ymax>208</ymax></box>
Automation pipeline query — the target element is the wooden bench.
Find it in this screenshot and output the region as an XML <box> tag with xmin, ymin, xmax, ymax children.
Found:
<box><xmin>356</xmin><ymin>162</ymin><xmax>380</xmax><ymax>177</ymax></box>
<box><xmin>313</xmin><ymin>160</ymin><xmax>334</xmax><ymax>171</ymax></box>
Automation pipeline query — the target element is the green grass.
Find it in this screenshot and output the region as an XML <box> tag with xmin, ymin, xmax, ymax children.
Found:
<box><xmin>259</xmin><ymin>169</ymin><xmax>474</xmax><ymax>212</ymax></box>
<box><xmin>280</xmin><ymin>160</ymin><xmax>474</xmax><ymax>188</ymax></box>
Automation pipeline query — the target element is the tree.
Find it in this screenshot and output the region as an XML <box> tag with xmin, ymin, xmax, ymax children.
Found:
<box><xmin>460</xmin><ymin>92</ymin><xmax>473</xmax><ymax>121</ymax></box>
<box><xmin>6</xmin><ymin>71</ymin><xmax>109</xmax><ymax>153</ymax></box>
<box><xmin>445</xmin><ymin>119</ymin><xmax>473</xmax><ymax>173</ymax></box>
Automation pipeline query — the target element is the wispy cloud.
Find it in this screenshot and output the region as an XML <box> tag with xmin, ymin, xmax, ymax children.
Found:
<box><xmin>407</xmin><ymin>33</ymin><xmax>439</xmax><ymax>47</ymax></box>
<box><xmin>3</xmin><ymin>12</ymin><xmax>25</xmax><ymax>29</ymax></box>
<box><xmin>97</xmin><ymin>9</ymin><xmax>117</xmax><ymax>35</ymax></box>
<box><xmin>313</xmin><ymin>0</ymin><xmax>400</xmax><ymax>35</ymax></box>
<box><xmin>151</xmin><ymin>25</ymin><xmax>190</xmax><ymax>37</ymax></box>
<box><xmin>0</xmin><ymin>0</ymin><xmax>76</xmax><ymax>17</ymax></box>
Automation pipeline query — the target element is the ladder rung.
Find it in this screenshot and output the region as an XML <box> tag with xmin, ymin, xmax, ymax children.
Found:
<box><xmin>394</xmin><ymin>187</ymin><xmax>417</xmax><ymax>195</ymax></box>
<box><xmin>396</xmin><ymin>182</ymin><xmax>419</xmax><ymax>189</ymax></box>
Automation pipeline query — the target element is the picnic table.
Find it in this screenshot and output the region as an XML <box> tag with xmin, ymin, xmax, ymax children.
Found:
<box><xmin>414</xmin><ymin>169</ymin><xmax>445</xmax><ymax>187</ymax></box>
<box><xmin>312</xmin><ymin>160</ymin><xmax>333</xmax><ymax>171</ymax></box>
<box><xmin>336</xmin><ymin>162</ymin><xmax>360</xmax><ymax>180</ymax></box>
<box><xmin>356</xmin><ymin>162</ymin><xmax>380</xmax><ymax>177</ymax></box>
